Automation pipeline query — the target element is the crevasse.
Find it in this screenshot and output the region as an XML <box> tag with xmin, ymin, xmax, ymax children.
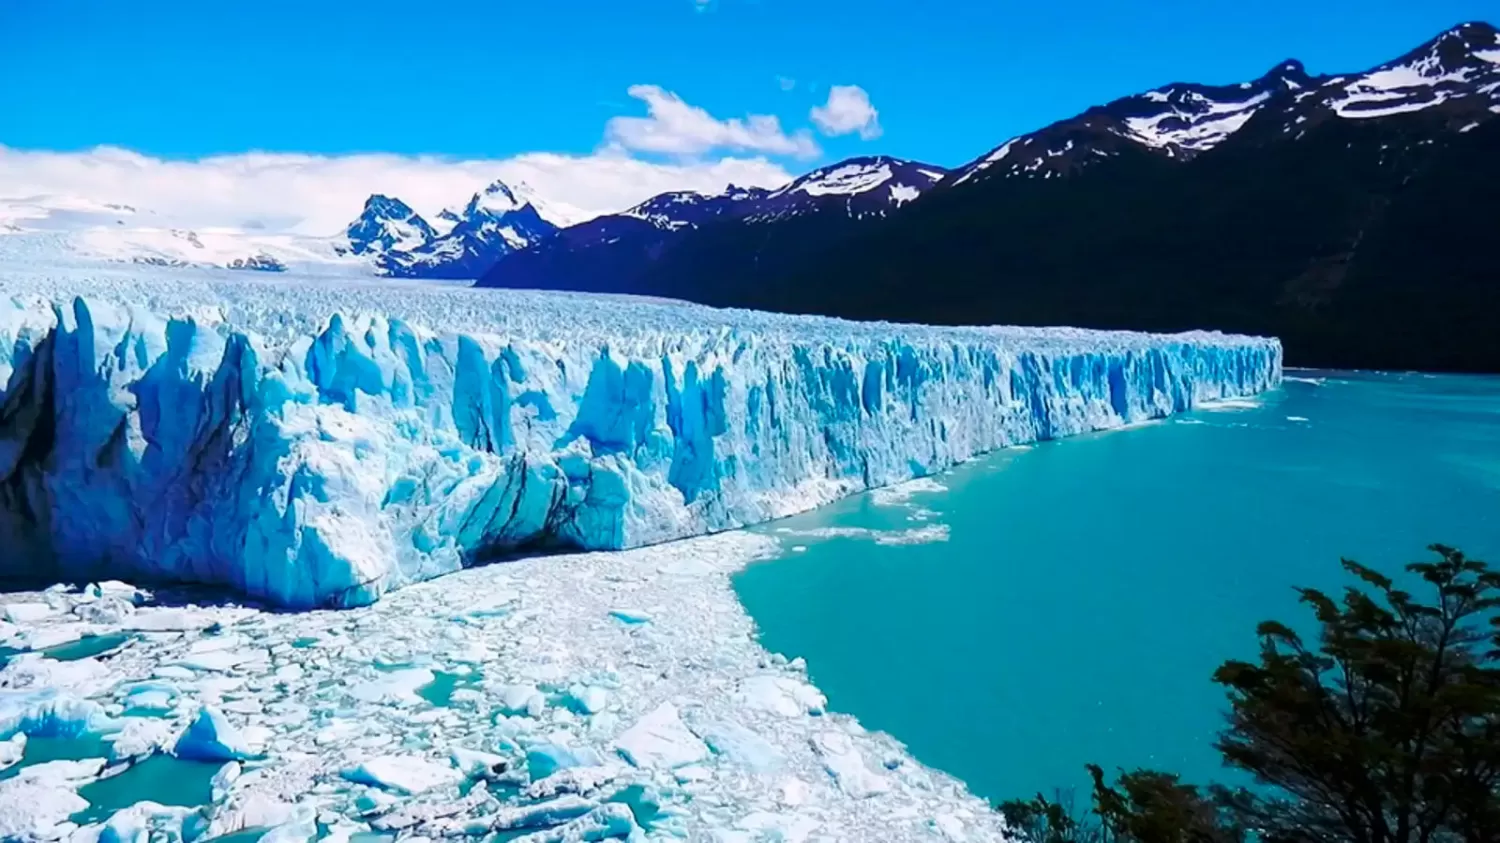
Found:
<box><xmin>0</xmin><ymin>283</ymin><xmax>1281</xmax><ymax>608</ymax></box>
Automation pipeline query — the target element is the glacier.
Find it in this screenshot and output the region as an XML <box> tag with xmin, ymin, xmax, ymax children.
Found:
<box><xmin>0</xmin><ymin>267</ymin><xmax>1281</xmax><ymax>608</ymax></box>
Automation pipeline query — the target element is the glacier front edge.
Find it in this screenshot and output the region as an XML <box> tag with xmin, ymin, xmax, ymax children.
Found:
<box><xmin>0</xmin><ymin>272</ymin><xmax>1281</xmax><ymax>607</ymax></box>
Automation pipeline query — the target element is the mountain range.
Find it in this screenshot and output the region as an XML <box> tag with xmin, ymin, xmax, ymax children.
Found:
<box><xmin>341</xmin><ymin>181</ymin><xmax>560</xmax><ymax>279</ymax></box>
<box><xmin>3</xmin><ymin>21</ymin><xmax>1494</xmax><ymax>371</ymax></box>
<box><xmin>473</xmin><ymin>20</ymin><xmax>1500</xmax><ymax>372</ymax></box>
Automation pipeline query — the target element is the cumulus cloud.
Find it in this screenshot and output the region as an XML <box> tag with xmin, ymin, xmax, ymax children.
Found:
<box><xmin>0</xmin><ymin>145</ymin><xmax>794</xmax><ymax>236</ymax></box>
<box><xmin>605</xmin><ymin>85</ymin><xmax>821</xmax><ymax>159</ymax></box>
<box><xmin>810</xmin><ymin>85</ymin><xmax>882</xmax><ymax>140</ymax></box>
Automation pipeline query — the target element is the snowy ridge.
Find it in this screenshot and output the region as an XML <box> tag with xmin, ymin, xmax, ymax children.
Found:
<box><xmin>748</xmin><ymin>156</ymin><xmax>946</xmax><ymax>222</ymax></box>
<box><xmin>618</xmin><ymin>186</ymin><xmax>772</xmax><ymax>232</ymax></box>
<box><xmin>949</xmin><ymin>61</ymin><xmax>1312</xmax><ymax>185</ymax></box>
<box><xmin>1299</xmin><ymin>21</ymin><xmax>1500</xmax><ymax>121</ymax></box>
<box><xmin>343</xmin><ymin>195</ymin><xmax>437</xmax><ymax>256</ymax></box>
<box><xmin>377</xmin><ymin>180</ymin><xmax>560</xmax><ymax>279</ymax></box>
<box><xmin>0</xmin><ymin>268</ymin><xmax>1280</xmax><ymax>609</ymax></box>
<box><xmin>947</xmin><ymin>22</ymin><xmax>1500</xmax><ymax>187</ymax></box>
<box><xmin>0</xmin><ymin>179</ymin><xmax>575</xmax><ymax>281</ymax></box>
<box><xmin>605</xmin><ymin>158</ymin><xmax>943</xmax><ymax>236</ymax></box>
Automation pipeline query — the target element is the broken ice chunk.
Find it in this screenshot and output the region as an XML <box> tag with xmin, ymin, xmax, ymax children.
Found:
<box><xmin>94</xmin><ymin>801</ymin><xmax>205</xmax><ymax>843</ymax></box>
<box><xmin>737</xmin><ymin>676</ymin><xmax>826</xmax><ymax>718</ymax></box>
<box><xmin>450</xmin><ymin>747</ymin><xmax>510</xmax><ymax>779</ymax></box>
<box><xmin>614</xmin><ymin>703</ymin><xmax>709</xmax><ymax>770</ymax></box>
<box><xmin>510</xmin><ymin>802</ymin><xmax>638</xmax><ymax>842</ymax></box>
<box><xmin>10</xmin><ymin>758</ymin><xmax>107</xmax><ymax>785</ymax></box>
<box><xmin>211</xmin><ymin>761</ymin><xmax>242</xmax><ymax>800</ymax></box>
<box><xmin>171</xmin><ymin>649</ymin><xmax>251</xmax><ymax>673</ymax></box>
<box><xmin>525</xmin><ymin>743</ymin><xmax>604</xmax><ymax>780</ymax></box>
<box><xmin>0</xmin><ymin>733</ymin><xmax>26</xmax><ymax>771</ymax></box>
<box><xmin>0</xmin><ymin>690</ymin><xmax>117</xmax><ymax>740</ymax></box>
<box><xmin>608</xmin><ymin>609</ymin><xmax>652</xmax><ymax>625</ymax></box>
<box><xmin>0</xmin><ymin>781</ymin><xmax>89</xmax><ymax>841</ymax></box>
<box><xmin>342</xmin><ymin>754</ymin><xmax>462</xmax><ymax>795</ymax></box>
<box><xmin>173</xmin><ymin>706</ymin><xmax>255</xmax><ymax>762</ymax></box>
<box><xmin>107</xmin><ymin>717</ymin><xmax>175</xmax><ymax>760</ymax></box>
<box><xmin>693</xmin><ymin>719</ymin><xmax>784</xmax><ymax>772</ymax></box>
<box><xmin>488</xmin><ymin>796</ymin><xmax>598</xmax><ymax>832</ymax></box>
<box><xmin>524</xmin><ymin>765</ymin><xmax>620</xmax><ymax>800</ymax></box>
<box><xmin>347</xmin><ymin>668</ymin><xmax>435</xmax><ymax>705</ymax></box>
<box><xmin>464</xmin><ymin>589</ymin><xmax>520</xmax><ymax>618</ymax></box>
<box><xmin>811</xmin><ymin>732</ymin><xmax>889</xmax><ymax>798</ymax></box>
<box><xmin>121</xmin><ymin>681</ymin><xmax>178</xmax><ymax>715</ymax></box>
<box><xmin>495</xmin><ymin>683</ymin><xmax>546</xmax><ymax>717</ymax></box>
<box><xmin>562</xmin><ymin>685</ymin><xmax>609</xmax><ymax>715</ymax></box>
<box><xmin>4</xmin><ymin>603</ymin><xmax>58</xmax><ymax>624</ymax></box>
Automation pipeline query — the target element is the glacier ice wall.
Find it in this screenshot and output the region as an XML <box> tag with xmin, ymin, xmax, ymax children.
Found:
<box><xmin>0</xmin><ymin>272</ymin><xmax>1281</xmax><ymax>607</ymax></box>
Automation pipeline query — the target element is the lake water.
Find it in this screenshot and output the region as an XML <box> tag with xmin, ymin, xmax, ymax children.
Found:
<box><xmin>733</xmin><ymin>371</ymin><xmax>1500</xmax><ymax>805</ymax></box>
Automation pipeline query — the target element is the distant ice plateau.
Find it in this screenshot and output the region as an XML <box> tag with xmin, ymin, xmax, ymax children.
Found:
<box><xmin>0</xmin><ymin>266</ymin><xmax>1281</xmax><ymax>608</ymax></box>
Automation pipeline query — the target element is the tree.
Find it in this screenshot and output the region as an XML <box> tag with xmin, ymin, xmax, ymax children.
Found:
<box><xmin>1088</xmin><ymin>766</ymin><xmax>1245</xmax><ymax>843</ymax></box>
<box><xmin>1213</xmin><ymin>544</ymin><xmax>1500</xmax><ymax>842</ymax></box>
<box><xmin>996</xmin><ymin>790</ymin><xmax>1093</xmax><ymax>843</ymax></box>
<box><xmin>996</xmin><ymin>546</ymin><xmax>1500</xmax><ymax>843</ymax></box>
<box><xmin>996</xmin><ymin>772</ymin><xmax>1244</xmax><ymax>843</ymax></box>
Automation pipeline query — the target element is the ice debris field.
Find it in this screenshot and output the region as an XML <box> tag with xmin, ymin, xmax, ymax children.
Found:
<box><xmin>0</xmin><ymin>267</ymin><xmax>1282</xmax><ymax>841</ymax></box>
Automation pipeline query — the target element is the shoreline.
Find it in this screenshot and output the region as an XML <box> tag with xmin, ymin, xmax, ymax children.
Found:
<box><xmin>1</xmin><ymin>527</ymin><xmax>1013</xmax><ymax>842</ymax></box>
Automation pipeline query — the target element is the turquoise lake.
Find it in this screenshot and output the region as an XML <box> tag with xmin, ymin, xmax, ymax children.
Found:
<box><xmin>733</xmin><ymin>370</ymin><xmax>1500</xmax><ymax>804</ymax></box>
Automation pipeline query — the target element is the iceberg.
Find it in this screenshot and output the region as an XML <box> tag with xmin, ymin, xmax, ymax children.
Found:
<box><xmin>173</xmin><ymin>706</ymin><xmax>256</xmax><ymax>762</ymax></box>
<box><xmin>0</xmin><ymin>270</ymin><xmax>1280</xmax><ymax>607</ymax></box>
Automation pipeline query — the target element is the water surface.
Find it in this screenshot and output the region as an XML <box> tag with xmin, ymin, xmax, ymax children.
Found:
<box><xmin>734</xmin><ymin>371</ymin><xmax>1500</xmax><ymax>803</ymax></box>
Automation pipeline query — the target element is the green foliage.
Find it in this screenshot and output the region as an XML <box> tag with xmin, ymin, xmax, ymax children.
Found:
<box><xmin>997</xmin><ymin>545</ymin><xmax>1500</xmax><ymax>843</ymax></box>
<box><xmin>996</xmin><ymin>769</ymin><xmax>1245</xmax><ymax>843</ymax></box>
<box><xmin>1088</xmin><ymin>766</ymin><xmax>1245</xmax><ymax>843</ymax></box>
<box><xmin>1213</xmin><ymin>544</ymin><xmax>1500</xmax><ymax>842</ymax></box>
<box><xmin>996</xmin><ymin>791</ymin><xmax>1089</xmax><ymax>843</ymax></box>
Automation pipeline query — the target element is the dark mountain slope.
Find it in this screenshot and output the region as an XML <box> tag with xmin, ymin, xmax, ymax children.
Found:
<box><xmin>619</xmin><ymin>22</ymin><xmax>1500</xmax><ymax>372</ymax></box>
<box><xmin>735</xmin><ymin>110</ymin><xmax>1499</xmax><ymax>372</ymax></box>
<box><xmin>478</xmin><ymin>157</ymin><xmax>945</xmax><ymax>295</ymax></box>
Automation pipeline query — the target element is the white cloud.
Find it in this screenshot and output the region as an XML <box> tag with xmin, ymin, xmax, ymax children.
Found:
<box><xmin>777</xmin><ymin>76</ymin><xmax>797</xmax><ymax>92</ymax></box>
<box><xmin>0</xmin><ymin>145</ymin><xmax>794</xmax><ymax>236</ymax></box>
<box><xmin>810</xmin><ymin>85</ymin><xmax>882</xmax><ymax>140</ymax></box>
<box><xmin>0</xmin><ymin>86</ymin><xmax>836</xmax><ymax>237</ymax></box>
<box><xmin>605</xmin><ymin>85</ymin><xmax>821</xmax><ymax>159</ymax></box>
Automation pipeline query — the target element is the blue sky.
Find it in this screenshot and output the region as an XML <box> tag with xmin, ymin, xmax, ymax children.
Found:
<box><xmin>0</xmin><ymin>0</ymin><xmax>1493</xmax><ymax>235</ymax></box>
<box><xmin>2</xmin><ymin>0</ymin><xmax>1493</xmax><ymax>167</ymax></box>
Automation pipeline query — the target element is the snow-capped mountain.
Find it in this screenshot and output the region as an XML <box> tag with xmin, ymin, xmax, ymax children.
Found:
<box><xmin>1266</xmin><ymin>20</ymin><xmax>1500</xmax><ymax>126</ymax></box>
<box><xmin>949</xmin><ymin>61</ymin><xmax>1314</xmax><ymax>185</ymax></box>
<box><xmin>376</xmin><ymin>180</ymin><xmax>560</xmax><ymax>279</ymax></box>
<box><xmin>343</xmin><ymin>195</ymin><xmax>438</xmax><ymax>255</ymax></box>
<box><xmin>619</xmin><ymin>185</ymin><xmax>773</xmax><ymax>232</ymax></box>
<box><xmin>708</xmin><ymin>21</ymin><xmax>1500</xmax><ymax>373</ymax></box>
<box><xmin>464</xmin><ymin>21</ymin><xmax>1500</xmax><ymax>372</ymax></box>
<box><xmin>476</xmin><ymin>156</ymin><xmax>946</xmax><ymax>294</ymax></box>
<box><xmin>0</xmin><ymin>179</ymin><xmax>573</xmax><ymax>280</ymax></box>
<box><xmin>746</xmin><ymin>156</ymin><xmax>947</xmax><ymax>222</ymax></box>
<box><xmin>949</xmin><ymin>21</ymin><xmax>1500</xmax><ymax>187</ymax></box>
